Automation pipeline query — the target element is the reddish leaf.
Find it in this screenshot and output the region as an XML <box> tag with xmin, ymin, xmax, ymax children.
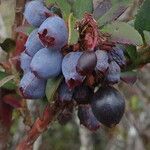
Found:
<box><xmin>121</xmin><ymin>71</ymin><xmax>137</xmax><ymax>84</ymax></box>
<box><xmin>2</xmin><ymin>94</ymin><xmax>22</xmax><ymax>108</ymax></box>
<box><xmin>0</xmin><ymin>99</ymin><xmax>13</xmax><ymax>128</ymax></box>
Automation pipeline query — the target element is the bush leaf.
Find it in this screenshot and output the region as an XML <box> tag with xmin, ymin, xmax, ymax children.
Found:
<box><xmin>101</xmin><ymin>22</ymin><xmax>143</xmax><ymax>46</ymax></box>
<box><xmin>135</xmin><ymin>0</ymin><xmax>150</xmax><ymax>34</ymax></box>
<box><xmin>0</xmin><ymin>71</ymin><xmax>16</xmax><ymax>90</ymax></box>
<box><xmin>0</xmin><ymin>38</ymin><xmax>16</xmax><ymax>53</ymax></box>
<box><xmin>46</xmin><ymin>76</ymin><xmax>63</xmax><ymax>102</ymax></box>
<box><xmin>72</xmin><ymin>0</ymin><xmax>93</xmax><ymax>19</ymax></box>
<box><xmin>68</xmin><ymin>13</ymin><xmax>79</xmax><ymax>45</ymax></box>
<box><xmin>143</xmin><ymin>30</ymin><xmax>150</xmax><ymax>45</ymax></box>
<box><xmin>46</xmin><ymin>0</ymin><xmax>71</xmax><ymax>20</ymax></box>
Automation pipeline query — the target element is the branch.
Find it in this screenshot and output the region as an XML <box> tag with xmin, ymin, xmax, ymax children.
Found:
<box><xmin>123</xmin><ymin>47</ymin><xmax>150</xmax><ymax>71</ymax></box>
<box><xmin>16</xmin><ymin>100</ymin><xmax>61</xmax><ymax>150</ymax></box>
<box><xmin>12</xmin><ymin>0</ymin><xmax>26</xmax><ymax>39</ymax></box>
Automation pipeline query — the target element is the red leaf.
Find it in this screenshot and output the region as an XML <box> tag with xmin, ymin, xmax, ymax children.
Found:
<box><xmin>0</xmin><ymin>99</ymin><xmax>13</xmax><ymax>128</ymax></box>
<box><xmin>2</xmin><ymin>94</ymin><xmax>22</xmax><ymax>108</ymax></box>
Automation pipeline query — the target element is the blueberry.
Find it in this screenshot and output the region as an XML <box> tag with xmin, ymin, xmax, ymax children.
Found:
<box><xmin>78</xmin><ymin>105</ymin><xmax>100</xmax><ymax>131</ymax></box>
<box><xmin>24</xmin><ymin>0</ymin><xmax>51</xmax><ymax>27</ymax></box>
<box><xmin>20</xmin><ymin>51</ymin><xmax>32</xmax><ymax>73</ymax></box>
<box><xmin>91</xmin><ymin>86</ymin><xmax>125</xmax><ymax>127</ymax></box>
<box><xmin>108</xmin><ymin>45</ymin><xmax>126</xmax><ymax>67</ymax></box>
<box><xmin>30</xmin><ymin>48</ymin><xmax>62</xmax><ymax>79</ymax></box>
<box><xmin>106</xmin><ymin>61</ymin><xmax>121</xmax><ymax>84</ymax></box>
<box><xmin>62</xmin><ymin>52</ymin><xmax>85</xmax><ymax>89</ymax></box>
<box><xmin>38</xmin><ymin>16</ymin><xmax>68</xmax><ymax>49</ymax></box>
<box><xmin>73</xmin><ymin>85</ymin><xmax>94</xmax><ymax>105</ymax></box>
<box><xmin>19</xmin><ymin>72</ymin><xmax>46</xmax><ymax>99</ymax></box>
<box><xmin>58</xmin><ymin>81</ymin><xmax>74</xmax><ymax>104</ymax></box>
<box><xmin>95</xmin><ymin>50</ymin><xmax>109</xmax><ymax>74</ymax></box>
<box><xmin>76</xmin><ymin>51</ymin><xmax>97</xmax><ymax>76</ymax></box>
<box><xmin>25</xmin><ymin>29</ymin><xmax>43</xmax><ymax>57</ymax></box>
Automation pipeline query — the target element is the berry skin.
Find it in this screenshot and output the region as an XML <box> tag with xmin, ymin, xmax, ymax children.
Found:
<box><xmin>78</xmin><ymin>105</ymin><xmax>100</xmax><ymax>131</ymax></box>
<box><xmin>73</xmin><ymin>85</ymin><xmax>94</xmax><ymax>105</ymax></box>
<box><xmin>95</xmin><ymin>50</ymin><xmax>109</xmax><ymax>74</ymax></box>
<box><xmin>76</xmin><ymin>51</ymin><xmax>97</xmax><ymax>76</ymax></box>
<box><xmin>38</xmin><ymin>16</ymin><xmax>68</xmax><ymax>48</ymax></box>
<box><xmin>108</xmin><ymin>46</ymin><xmax>126</xmax><ymax>67</ymax></box>
<box><xmin>106</xmin><ymin>61</ymin><xmax>121</xmax><ymax>84</ymax></box>
<box><xmin>30</xmin><ymin>48</ymin><xmax>62</xmax><ymax>79</ymax></box>
<box><xmin>91</xmin><ymin>86</ymin><xmax>125</xmax><ymax>127</ymax></box>
<box><xmin>62</xmin><ymin>52</ymin><xmax>85</xmax><ymax>89</ymax></box>
<box><xmin>25</xmin><ymin>29</ymin><xmax>43</xmax><ymax>57</ymax></box>
<box><xmin>19</xmin><ymin>72</ymin><xmax>46</xmax><ymax>99</ymax></box>
<box><xmin>20</xmin><ymin>51</ymin><xmax>32</xmax><ymax>73</ymax></box>
<box><xmin>24</xmin><ymin>0</ymin><xmax>51</xmax><ymax>27</ymax></box>
<box><xmin>58</xmin><ymin>81</ymin><xmax>74</xmax><ymax>104</ymax></box>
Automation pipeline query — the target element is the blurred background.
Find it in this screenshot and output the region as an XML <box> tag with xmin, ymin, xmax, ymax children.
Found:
<box><xmin>0</xmin><ymin>0</ymin><xmax>149</xmax><ymax>150</ymax></box>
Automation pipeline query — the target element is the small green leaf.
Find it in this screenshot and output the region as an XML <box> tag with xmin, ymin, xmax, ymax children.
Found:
<box><xmin>46</xmin><ymin>0</ymin><xmax>71</xmax><ymax>20</ymax></box>
<box><xmin>0</xmin><ymin>38</ymin><xmax>16</xmax><ymax>53</ymax></box>
<box><xmin>68</xmin><ymin>13</ymin><xmax>79</xmax><ymax>44</ymax></box>
<box><xmin>93</xmin><ymin>0</ymin><xmax>112</xmax><ymax>19</ymax></box>
<box><xmin>125</xmin><ymin>45</ymin><xmax>138</xmax><ymax>61</ymax></box>
<box><xmin>46</xmin><ymin>76</ymin><xmax>63</xmax><ymax>102</ymax></box>
<box><xmin>0</xmin><ymin>71</ymin><xmax>16</xmax><ymax>90</ymax></box>
<box><xmin>98</xmin><ymin>2</ymin><xmax>128</xmax><ymax>27</ymax></box>
<box><xmin>135</xmin><ymin>0</ymin><xmax>150</xmax><ymax>34</ymax></box>
<box><xmin>101</xmin><ymin>22</ymin><xmax>143</xmax><ymax>46</ymax></box>
<box><xmin>143</xmin><ymin>30</ymin><xmax>150</xmax><ymax>46</ymax></box>
<box><xmin>72</xmin><ymin>0</ymin><xmax>93</xmax><ymax>19</ymax></box>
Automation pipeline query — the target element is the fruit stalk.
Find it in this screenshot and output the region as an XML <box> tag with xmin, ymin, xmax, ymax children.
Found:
<box><xmin>16</xmin><ymin>100</ymin><xmax>61</xmax><ymax>150</ymax></box>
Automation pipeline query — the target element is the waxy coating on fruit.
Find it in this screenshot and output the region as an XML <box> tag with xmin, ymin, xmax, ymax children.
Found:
<box><xmin>30</xmin><ymin>48</ymin><xmax>63</xmax><ymax>79</ymax></box>
<box><xmin>58</xmin><ymin>81</ymin><xmax>74</xmax><ymax>103</ymax></box>
<box><xmin>108</xmin><ymin>45</ymin><xmax>126</xmax><ymax>67</ymax></box>
<box><xmin>20</xmin><ymin>51</ymin><xmax>32</xmax><ymax>73</ymax></box>
<box><xmin>76</xmin><ymin>51</ymin><xmax>97</xmax><ymax>76</ymax></box>
<box><xmin>78</xmin><ymin>105</ymin><xmax>100</xmax><ymax>131</ymax></box>
<box><xmin>73</xmin><ymin>85</ymin><xmax>94</xmax><ymax>104</ymax></box>
<box><xmin>25</xmin><ymin>29</ymin><xmax>43</xmax><ymax>57</ymax></box>
<box><xmin>24</xmin><ymin>0</ymin><xmax>51</xmax><ymax>27</ymax></box>
<box><xmin>62</xmin><ymin>52</ymin><xmax>85</xmax><ymax>89</ymax></box>
<box><xmin>95</xmin><ymin>50</ymin><xmax>109</xmax><ymax>74</ymax></box>
<box><xmin>106</xmin><ymin>61</ymin><xmax>121</xmax><ymax>84</ymax></box>
<box><xmin>91</xmin><ymin>86</ymin><xmax>125</xmax><ymax>127</ymax></box>
<box><xmin>19</xmin><ymin>72</ymin><xmax>46</xmax><ymax>99</ymax></box>
<box><xmin>38</xmin><ymin>16</ymin><xmax>68</xmax><ymax>48</ymax></box>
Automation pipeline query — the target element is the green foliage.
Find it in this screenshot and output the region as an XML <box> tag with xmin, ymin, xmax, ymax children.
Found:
<box><xmin>45</xmin><ymin>76</ymin><xmax>63</xmax><ymax>102</ymax></box>
<box><xmin>101</xmin><ymin>22</ymin><xmax>143</xmax><ymax>46</ymax></box>
<box><xmin>46</xmin><ymin>0</ymin><xmax>71</xmax><ymax>20</ymax></box>
<box><xmin>0</xmin><ymin>71</ymin><xmax>16</xmax><ymax>90</ymax></box>
<box><xmin>125</xmin><ymin>45</ymin><xmax>138</xmax><ymax>61</ymax></box>
<box><xmin>97</xmin><ymin>2</ymin><xmax>128</xmax><ymax>27</ymax></box>
<box><xmin>135</xmin><ymin>0</ymin><xmax>150</xmax><ymax>34</ymax></box>
<box><xmin>68</xmin><ymin>13</ymin><xmax>79</xmax><ymax>44</ymax></box>
<box><xmin>143</xmin><ymin>30</ymin><xmax>150</xmax><ymax>46</ymax></box>
<box><xmin>71</xmin><ymin>0</ymin><xmax>93</xmax><ymax>19</ymax></box>
<box><xmin>0</xmin><ymin>38</ymin><xmax>16</xmax><ymax>53</ymax></box>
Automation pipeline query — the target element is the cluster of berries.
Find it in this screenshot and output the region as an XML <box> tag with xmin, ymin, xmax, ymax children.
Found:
<box><xmin>19</xmin><ymin>0</ymin><xmax>68</xmax><ymax>99</ymax></box>
<box><xmin>19</xmin><ymin>0</ymin><xmax>126</xmax><ymax>130</ymax></box>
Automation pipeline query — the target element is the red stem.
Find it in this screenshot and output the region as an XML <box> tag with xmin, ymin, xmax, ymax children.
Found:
<box><xmin>16</xmin><ymin>101</ymin><xmax>61</xmax><ymax>150</ymax></box>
